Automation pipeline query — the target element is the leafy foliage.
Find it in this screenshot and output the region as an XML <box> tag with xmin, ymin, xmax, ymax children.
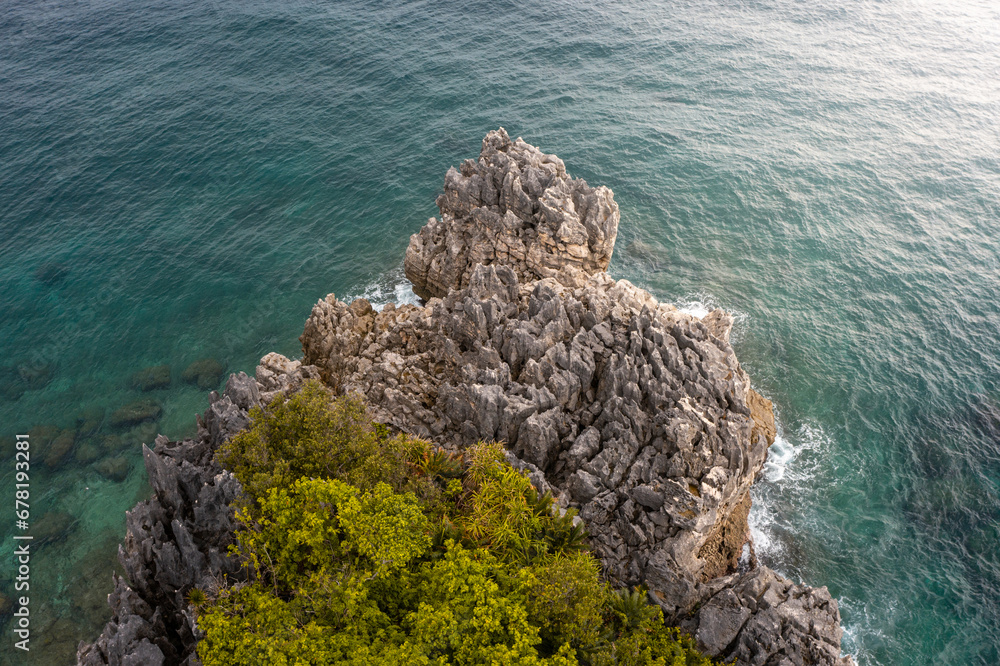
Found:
<box><xmin>415</xmin><ymin>448</ymin><xmax>464</xmax><ymax>483</ymax></box>
<box><xmin>525</xmin><ymin>551</ymin><xmax>606</xmax><ymax>655</ymax></box>
<box><xmin>609</xmin><ymin>588</ymin><xmax>661</xmax><ymax>632</ymax></box>
<box><xmin>460</xmin><ymin>441</ymin><xmax>544</xmax><ymax>553</ymax></box>
<box><xmin>234</xmin><ymin>477</ymin><xmax>429</xmax><ymax>589</ymax></box>
<box><xmin>199</xmin><ymin>385</ymin><xmax>716</xmax><ymax>666</ymax></box>
<box><xmin>216</xmin><ymin>381</ymin><xmax>429</xmax><ymax>508</ymax></box>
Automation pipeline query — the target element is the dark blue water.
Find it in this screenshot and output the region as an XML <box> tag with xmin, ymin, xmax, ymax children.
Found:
<box><xmin>2</xmin><ymin>1</ymin><xmax>998</xmax><ymax>663</ymax></box>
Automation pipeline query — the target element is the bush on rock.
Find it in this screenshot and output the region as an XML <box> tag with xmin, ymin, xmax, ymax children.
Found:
<box><xmin>199</xmin><ymin>381</ymin><xmax>714</xmax><ymax>666</ymax></box>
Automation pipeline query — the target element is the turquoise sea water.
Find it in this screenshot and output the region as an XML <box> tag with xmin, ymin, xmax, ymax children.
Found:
<box><xmin>2</xmin><ymin>1</ymin><xmax>999</xmax><ymax>663</ymax></box>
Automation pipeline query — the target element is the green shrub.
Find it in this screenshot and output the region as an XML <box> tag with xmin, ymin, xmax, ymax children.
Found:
<box><xmin>197</xmin><ymin>584</ymin><xmax>337</xmax><ymax>666</ymax></box>
<box><xmin>415</xmin><ymin>448</ymin><xmax>464</xmax><ymax>483</ymax></box>
<box><xmin>200</xmin><ymin>385</ymin><xmax>715</xmax><ymax>666</ymax></box>
<box><xmin>459</xmin><ymin>441</ymin><xmax>543</xmax><ymax>554</ymax></box>
<box><xmin>405</xmin><ymin>542</ymin><xmax>567</xmax><ymax>665</ymax></box>
<box><xmin>234</xmin><ymin>477</ymin><xmax>429</xmax><ymax>590</ymax></box>
<box><xmin>216</xmin><ymin>381</ymin><xmax>430</xmax><ymax>509</ymax></box>
<box><xmin>609</xmin><ymin>588</ymin><xmax>660</xmax><ymax>632</ymax></box>
<box><xmin>525</xmin><ymin>550</ymin><xmax>606</xmax><ymax>656</ymax></box>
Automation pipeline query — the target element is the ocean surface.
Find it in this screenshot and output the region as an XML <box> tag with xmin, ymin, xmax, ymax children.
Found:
<box><xmin>2</xmin><ymin>0</ymin><xmax>999</xmax><ymax>663</ymax></box>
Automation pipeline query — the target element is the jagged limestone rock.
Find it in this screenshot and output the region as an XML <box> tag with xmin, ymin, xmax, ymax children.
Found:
<box><xmin>77</xmin><ymin>373</ymin><xmax>258</xmax><ymax>666</ymax></box>
<box><xmin>300</xmin><ymin>131</ymin><xmax>851</xmax><ymax>665</ymax></box>
<box><xmin>301</xmin><ymin>263</ymin><xmax>769</xmax><ymax>614</ymax></box>
<box><xmin>254</xmin><ymin>351</ymin><xmax>322</xmax><ymax>404</ymax></box>
<box><xmin>404</xmin><ymin>127</ymin><xmax>619</xmax><ymax>300</ymax></box>
<box><xmin>681</xmin><ymin>566</ymin><xmax>853</xmax><ymax>666</ymax></box>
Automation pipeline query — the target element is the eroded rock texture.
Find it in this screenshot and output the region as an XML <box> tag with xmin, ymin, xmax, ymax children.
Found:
<box><xmin>301</xmin><ymin>263</ymin><xmax>769</xmax><ymax>612</ymax></box>
<box><xmin>404</xmin><ymin>128</ymin><xmax>619</xmax><ymax>301</ymax></box>
<box><xmin>298</xmin><ymin>129</ymin><xmax>852</xmax><ymax>665</ymax></box>
<box><xmin>682</xmin><ymin>568</ymin><xmax>852</xmax><ymax>666</ymax></box>
<box><xmin>77</xmin><ymin>374</ymin><xmax>259</xmax><ymax>666</ymax></box>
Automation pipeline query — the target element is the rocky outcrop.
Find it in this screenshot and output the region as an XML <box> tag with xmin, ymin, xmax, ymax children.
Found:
<box><xmin>77</xmin><ymin>374</ymin><xmax>259</xmax><ymax>666</ymax></box>
<box><xmin>298</xmin><ymin>129</ymin><xmax>852</xmax><ymax>665</ymax></box>
<box><xmin>254</xmin><ymin>352</ymin><xmax>322</xmax><ymax>404</ymax></box>
<box><xmin>404</xmin><ymin>128</ymin><xmax>619</xmax><ymax>301</ymax></box>
<box><xmin>300</xmin><ymin>262</ymin><xmax>771</xmax><ymax>614</ymax></box>
<box><xmin>81</xmin><ymin>129</ymin><xmax>851</xmax><ymax>666</ymax></box>
<box><xmin>682</xmin><ymin>568</ymin><xmax>851</xmax><ymax>666</ymax></box>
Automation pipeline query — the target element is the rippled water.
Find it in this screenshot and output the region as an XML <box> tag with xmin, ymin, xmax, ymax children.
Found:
<box><xmin>2</xmin><ymin>1</ymin><xmax>998</xmax><ymax>663</ymax></box>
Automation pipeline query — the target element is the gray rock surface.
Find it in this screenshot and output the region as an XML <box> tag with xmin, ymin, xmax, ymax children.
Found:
<box><xmin>254</xmin><ymin>351</ymin><xmax>322</xmax><ymax>404</ymax></box>
<box><xmin>77</xmin><ymin>373</ymin><xmax>259</xmax><ymax>666</ymax></box>
<box><xmin>404</xmin><ymin>128</ymin><xmax>619</xmax><ymax>301</ymax></box>
<box><xmin>681</xmin><ymin>567</ymin><xmax>853</xmax><ymax>666</ymax></box>
<box><xmin>300</xmin><ymin>263</ymin><xmax>768</xmax><ymax>614</ymax></box>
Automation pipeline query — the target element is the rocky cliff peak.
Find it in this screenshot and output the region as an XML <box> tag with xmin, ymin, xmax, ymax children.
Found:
<box><xmin>404</xmin><ymin>127</ymin><xmax>619</xmax><ymax>300</ymax></box>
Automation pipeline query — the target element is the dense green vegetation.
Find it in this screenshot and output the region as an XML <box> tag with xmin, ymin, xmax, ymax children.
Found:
<box><xmin>199</xmin><ymin>381</ymin><xmax>714</xmax><ymax>666</ymax></box>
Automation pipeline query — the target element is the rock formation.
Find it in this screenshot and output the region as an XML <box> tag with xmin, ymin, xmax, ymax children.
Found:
<box><xmin>77</xmin><ymin>374</ymin><xmax>259</xmax><ymax>666</ymax></box>
<box><xmin>80</xmin><ymin>129</ymin><xmax>851</xmax><ymax>666</ymax></box>
<box><xmin>298</xmin><ymin>128</ymin><xmax>852</xmax><ymax>665</ymax></box>
<box><xmin>680</xmin><ymin>567</ymin><xmax>851</xmax><ymax>665</ymax></box>
<box><xmin>404</xmin><ymin>129</ymin><xmax>618</xmax><ymax>301</ymax></box>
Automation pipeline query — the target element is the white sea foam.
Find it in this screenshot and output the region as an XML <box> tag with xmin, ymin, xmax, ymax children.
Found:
<box><xmin>748</xmin><ymin>491</ymin><xmax>783</xmax><ymax>561</ymax></box>
<box><xmin>676</xmin><ymin>299</ymin><xmax>711</xmax><ymax>319</ymax></box>
<box><xmin>837</xmin><ymin>596</ymin><xmax>883</xmax><ymax>666</ymax></box>
<box><xmin>344</xmin><ymin>265</ymin><xmax>421</xmax><ymax>311</ymax></box>
<box><xmin>749</xmin><ymin>422</ymin><xmax>829</xmax><ymax>563</ymax></box>
<box><xmin>672</xmin><ymin>293</ymin><xmax>750</xmax><ymax>343</ymax></box>
<box><xmin>762</xmin><ymin>432</ymin><xmax>796</xmax><ymax>483</ymax></box>
<box><xmin>749</xmin><ymin>430</ymin><xmax>787</xmax><ymax>560</ymax></box>
<box><xmin>748</xmin><ymin>422</ymin><xmax>865</xmax><ymax>661</ymax></box>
